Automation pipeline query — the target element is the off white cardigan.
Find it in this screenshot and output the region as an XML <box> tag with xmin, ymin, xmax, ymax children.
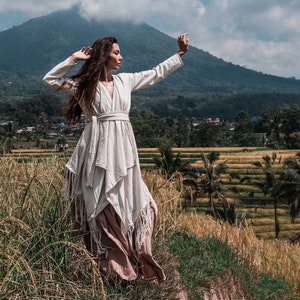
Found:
<box><xmin>43</xmin><ymin>53</ymin><xmax>184</xmax><ymax>254</ymax></box>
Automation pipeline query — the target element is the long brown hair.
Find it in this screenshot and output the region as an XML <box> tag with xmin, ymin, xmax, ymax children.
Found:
<box><xmin>64</xmin><ymin>37</ymin><xmax>118</xmax><ymax>124</ymax></box>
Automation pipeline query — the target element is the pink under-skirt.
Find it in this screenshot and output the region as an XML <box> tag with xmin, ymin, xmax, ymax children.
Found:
<box><xmin>80</xmin><ymin>203</ymin><xmax>166</xmax><ymax>283</ymax></box>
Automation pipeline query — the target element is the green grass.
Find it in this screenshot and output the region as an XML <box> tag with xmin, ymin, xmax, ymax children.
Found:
<box><xmin>167</xmin><ymin>231</ymin><xmax>295</xmax><ymax>300</ymax></box>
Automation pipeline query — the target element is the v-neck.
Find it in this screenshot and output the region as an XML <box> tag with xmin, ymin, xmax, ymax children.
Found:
<box><xmin>100</xmin><ymin>80</ymin><xmax>114</xmax><ymax>100</ymax></box>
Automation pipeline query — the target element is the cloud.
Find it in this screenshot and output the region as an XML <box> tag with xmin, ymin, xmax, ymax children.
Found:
<box><xmin>0</xmin><ymin>0</ymin><xmax>78</xmax><ymax>16</ymax></box>
<box><xmin>184</xmin><ymin>0</ymin><xmax>300</xmax><ymax>78</ymax></box>
<box><xmin>0</xmin><ymin>0</ymin><xmax>300</xmax><ymax>78</ymax></box>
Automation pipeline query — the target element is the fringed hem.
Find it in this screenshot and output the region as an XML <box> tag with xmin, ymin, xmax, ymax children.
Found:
<box><xmin>133</xmin><ymin>202</ymin><xmax>154</xmax><ymax>251</ymax></box>
<box><xmin>63</xmin><ymin>167</ymin><xmax>157</xmax><ymax>257</ymax></box>
<box><xmin>63</xmin><ymin>167</ymin><xmax>75</xmax><ymax>201</ymax></box>
<box><xmin>64</xmin><ymin>167</ymin><xmax>108</xmax><ymax>257</ymax></box>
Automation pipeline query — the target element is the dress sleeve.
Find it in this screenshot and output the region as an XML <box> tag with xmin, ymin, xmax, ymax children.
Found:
<box><xmin>128</xmin><ymin>53</ymin><xmax>184</xmax><ymax>92</ymax></box>
<box><xmin>42</xmin><ymin>57</ymin><xmax>78</xmax><ymax>96</ymax></box>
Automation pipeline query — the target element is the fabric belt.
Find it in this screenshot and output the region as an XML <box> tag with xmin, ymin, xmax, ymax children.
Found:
<box><xmin>86</xmin><ymin>112</ymin><xmax>129</xmax><ymax>187</ymax></box>
<box><xmin>96</xmin><ymin>111</ymin><xmax>129</xmax><ymax>121</ymax></box>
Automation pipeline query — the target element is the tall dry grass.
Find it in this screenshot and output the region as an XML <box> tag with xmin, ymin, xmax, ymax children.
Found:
<box><xmin>142</xmin><ymin>170</ymin><xmax>184</xmax><ymax>239</ymax></box>
<box><xmin>0</xmin><ymin>158</ymin><xmax>185</xmax><ymax>299</ymax></box>
<box><xmin>178</xmin><ymin>213</ymin><xmax>300</xmax><ymax>296</ymax></box>
<box><xmin>0</xmin><ymin>158</ymin><xmax>106</xmax><ymax>299</ymax></box>
<box><xmin>145</xmin><ymin>170</ymin><xmax>300</xmax><ymax>298</ymax></box>
<box><xmin>1</xmin><ymin>156</ymin><xmax>299</xmax><ymax>298</ymax></box>
<box><xmin>144</xmin><ymin>169</ymin><xmax>300</xmax><ymax>297</ymax></box>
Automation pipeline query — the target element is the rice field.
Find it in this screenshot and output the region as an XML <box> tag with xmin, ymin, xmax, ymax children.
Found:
<box><xmin>141</xmin><ymin>147</ymin><xmax>299</xmax><ymax>241</ymax></box>
<box><xmin>5</xmin><ymin>147</ymin><xmax>300</xmax><ymax>240</ymax></box>
<box><xmin>1</xmin><ymin>153</ymin><xmax>300</xmax><ymax>299</ymax></box>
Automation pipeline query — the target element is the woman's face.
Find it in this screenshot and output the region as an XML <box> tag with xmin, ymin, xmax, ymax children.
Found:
<box><xmin>106</xmin><ymin>43</ymin><xmax>123</xmax><ymax>70</ymax></box>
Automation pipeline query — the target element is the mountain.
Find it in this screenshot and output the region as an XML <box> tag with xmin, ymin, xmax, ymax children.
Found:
<box><xmin>1</xmin><ymin>7</ymin><xmax>300</xmax><ymax>94</ymax></box>
<box><xmin>0</xmin><ymin>6</ymin><xmax>300</xmax><ymax>120</ymax></box>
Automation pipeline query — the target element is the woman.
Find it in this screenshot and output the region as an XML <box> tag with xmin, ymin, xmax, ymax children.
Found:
<box><xmin>43</xmin><ymin>33</ymin><xmax>189</xmax><ymax>283</ymax></box>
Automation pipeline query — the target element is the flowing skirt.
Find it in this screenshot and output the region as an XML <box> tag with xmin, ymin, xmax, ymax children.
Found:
<box><xmin>66</xmin><ymin>167</ymin><xmax>166</xmax><ymax>283</ymax></box>
<box><xmin>81</xmin><ymin>203</ymin><xmax>166</xmax><ymax>282</ymax></box>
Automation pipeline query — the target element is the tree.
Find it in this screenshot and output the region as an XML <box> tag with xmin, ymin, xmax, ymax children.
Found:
<box><xmin>260</xmin><ymin>105</ymin><xmax>300</xmax><ymax>149</ymax></box>
<box><xmin>281</xmin><ymin>153</ymin><xmax>300</xmax><ymax>223</ymax></box>
<box><xmin>131</xmin><ymin>110</ymin><xmax>163</xmax><ymax>147</ymax></box>
<box><xmin>233</xmin><ymin>111</ymin><xmax>257</xmax><ymax>147</ymax></box>
<box><xmin>252</xmin><ymin>153</ymin><xmax>284</xmax><ymax>238</ymax></box>
<box><xmin>197</xmin><ymin>151</ymin><xmax>230</xmax><ymax>220</ymax></box>
<box><xmin>174</xmin><ymin>114</ymin><xmax>190</xmax><ymax>147</ymax></box>
<box><xmin>280</xmin><ymin>104</ymin><xmax>300</xmax><ymax>135</ymax></box>
<box><xmin>0</xmin><ymin>121</ymin><xmax>16</xmax><ymax>154</ymax></box>
<box><xmin>152</xmin><ymin>143</ymin><xmax>182</xmax><ymax>178</ymax></box>
<box><xmin>189</xmin><ymin>120</ymin><xmax>223</xmax><ymax>147</ymax></box>
<box><xmin>280</xmin><ymin>105</ymin><xmax>300</xmax><ymax>149</ymax></box>
<box><xmin>263</xmin><ymin>108</ymin><xmax>287</xmax><ymax>149</ymax></box>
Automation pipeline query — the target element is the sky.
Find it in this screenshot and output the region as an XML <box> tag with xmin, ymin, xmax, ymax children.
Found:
<box><xmin>0</xmin><ymin>0</ymin><xmax>300</xmax><ymax>79</ymax></box>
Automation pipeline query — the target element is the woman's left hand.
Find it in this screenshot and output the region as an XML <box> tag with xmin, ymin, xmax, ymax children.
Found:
<box><xmin>177</xmin><ymin>33</ymin><xmax>189</xmax><ymax>56</ymax></box>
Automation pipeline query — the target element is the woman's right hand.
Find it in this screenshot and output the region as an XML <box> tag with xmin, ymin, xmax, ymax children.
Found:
<box><xmin>70</xmin><ymin>46</ymin><xmax>93</xmax><ymax>63</ymax></box>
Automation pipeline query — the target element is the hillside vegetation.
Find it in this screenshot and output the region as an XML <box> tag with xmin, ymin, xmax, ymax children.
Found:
<box><xmin>1</xmin><ymin>6</ymin><xmax>300</xmax><ymax>101</ymax></box>
<box><xmin>1</xmin><ymin>7</ymin><xmax>300</xmax><ymax>124</ymax></box>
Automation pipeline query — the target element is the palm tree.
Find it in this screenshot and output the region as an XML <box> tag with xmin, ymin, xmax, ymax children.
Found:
<box><xmin>252</xmin><ymin>153</ymin><xmax>284</xmax><ymax>238</ymax></box>
<box><xmin>153</xmin><ymin>143</ymin><xmax>182</xmax><ymax>178</ymax></box>
<box><xmin>197</xmin><ymin>151</ymin><xmax>229</xmax><ymax>219</ymax></box>
<box><xmin>0</xmin><ymin>121</ymin><xmax>16</xmax><ymax>154</ymax></box>
<box><xmin>281</xmin><ymin>153</ymin><xmax>300</xmax><ymax>223</ymax></box>
<box><xmin>263</xmin><ymin>108</ymin><xmax>286</xmax><ymax>149</ymax></box>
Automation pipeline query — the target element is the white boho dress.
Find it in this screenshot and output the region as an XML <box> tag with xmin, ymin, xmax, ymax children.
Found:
<box><xmin>43</xmin><ymin>53</ymin><xmax>183</xmax><ymax>282</ymax></box>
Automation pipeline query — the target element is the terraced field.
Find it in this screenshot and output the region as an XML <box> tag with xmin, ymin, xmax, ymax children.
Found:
<box><xmin>6</xmin><ymin>146</ymin><xmax>300</xmax><ymax>240</ymax></box>
<box><xmin>138</xmin><ymin>147</ymin><xmax>300</xmax><ymax>240</ymax></box>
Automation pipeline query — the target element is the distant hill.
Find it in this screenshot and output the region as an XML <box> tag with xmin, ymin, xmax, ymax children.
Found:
<box><xmin>0</xmin><ymin>6</ymin><xmax>300</xmax><ymax>119</ymax></box>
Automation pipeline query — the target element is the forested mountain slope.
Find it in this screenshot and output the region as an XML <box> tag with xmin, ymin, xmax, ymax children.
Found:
<box><xmin>1</xmin><ymin>6</ymin><xmax>300</xmax><ymax>119</ymax></box>
<box><xmin>0</xmin><ymin>6</ymin><xmax>300</xmax><ymax>96</ymax></box>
